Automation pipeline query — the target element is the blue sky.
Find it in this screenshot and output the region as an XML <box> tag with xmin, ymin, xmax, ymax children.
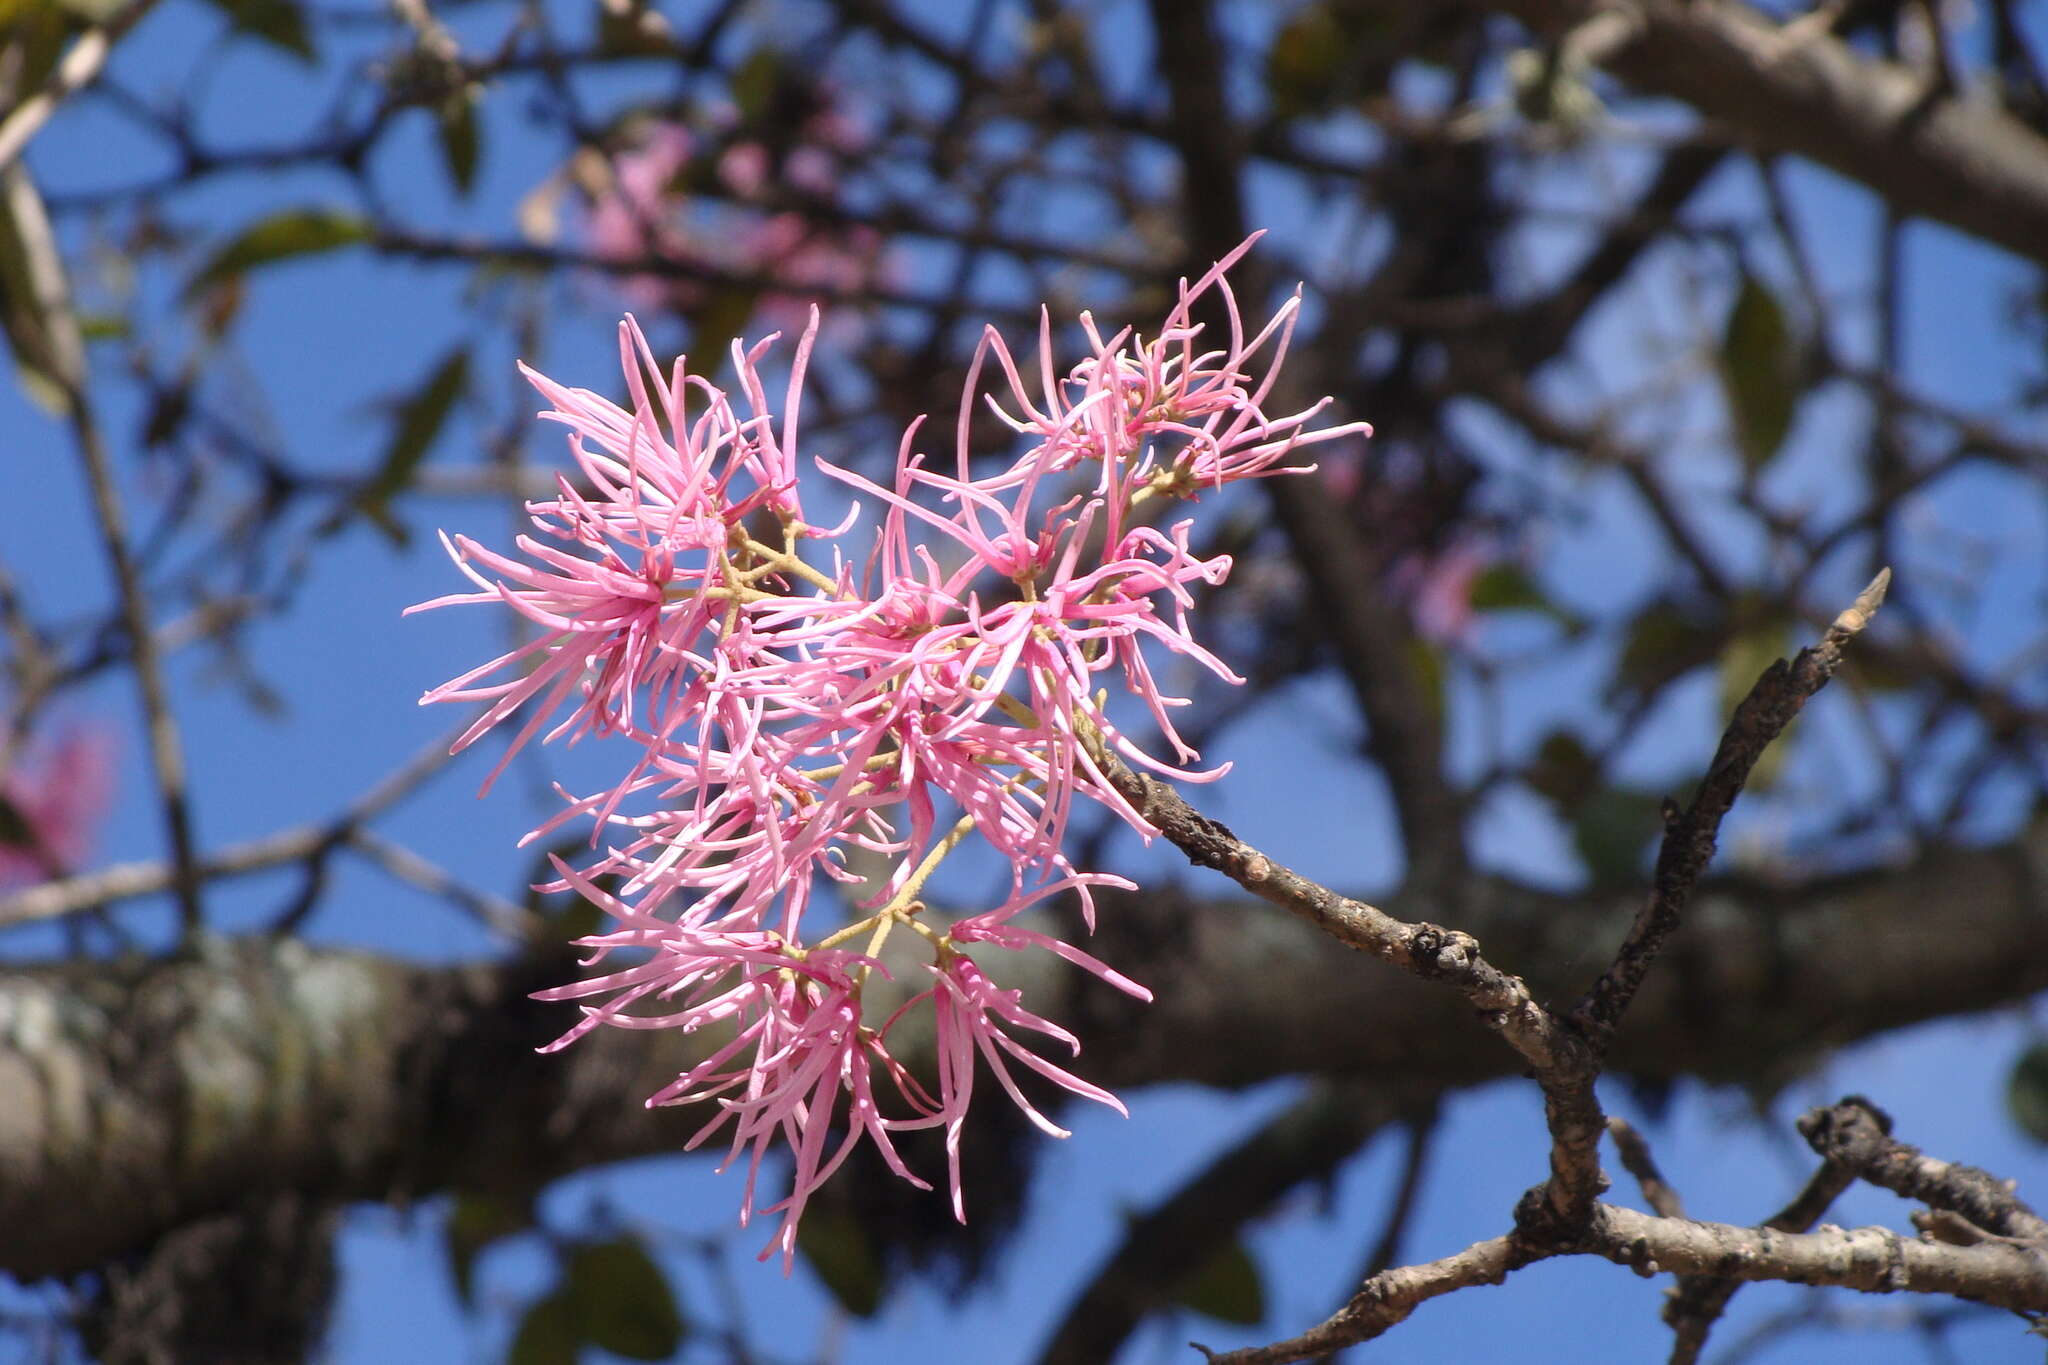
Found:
<box><xmin>5</xmin><ymin>2</ymin><xmax>2045</xmax><ymax>1362</ymax></box>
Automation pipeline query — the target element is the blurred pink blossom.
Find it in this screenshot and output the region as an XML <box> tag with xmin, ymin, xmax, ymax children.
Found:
<box><xmin>1398</xmin><ymin>540</ymin><xmax>1492</xmax><ymax>645</ymax></box>
<box><xmin>580</xmin><ymin>108</ymin><xmax>884</xmax><ymax>327</ymax></box>
<box><xmin>412</xmin><ymin>238</ymin><xmax>1371</xmax><ymax>1263</ymax></box>
<box><xmin>0</xmin><ymin>723</ymin><xmax>116</xmax><ymax>888</ymax></box>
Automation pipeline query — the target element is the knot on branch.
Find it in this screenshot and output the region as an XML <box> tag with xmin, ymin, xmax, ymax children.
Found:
<box><xmin>1406</xmin><ymin>923</ymin><xmax>1478</xmax><ymax>979</ymax></box>
<box><xmin>1796</xmin><ymin>1094</ymin><xmax>1895</xmax><ymax>1166</ymax></box>
<box><xmin>1511</xmin><ymin>1182</ymin><xmax>1593</xmax><ymax>1250</ymax></box>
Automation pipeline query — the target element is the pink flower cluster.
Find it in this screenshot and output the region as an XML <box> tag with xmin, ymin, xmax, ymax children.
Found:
<box><xmin>0</xmin><ymin>723</ymin><xmax>115</xmax><ymax>889</ymax></box>
<box><xmin>412</xmin><ymin>239</ymin><xmax>1369</xmax><ymax>1265</ymax></box>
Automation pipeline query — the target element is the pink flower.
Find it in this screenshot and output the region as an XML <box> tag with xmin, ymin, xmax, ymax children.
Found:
<box><xmin>579</xmin><ymin>107</ymin><xmax>885</xmax><ymax>326</ymax></box>
<box><xmin>897</xmin><ymin>945</ymin><xmax>1139</xmax><ymax>1222</ymax></box>
<box><xmin>1396</xmin><ymin>540</ymin><xmax>1493</xmax><ymax>645</ymax></box>
<box><xmin>412</xmin><ymin>239</ymin><xmax>1370</xmax><ymax>1257</ymax></box>
<box><xmin>406</xmin><ymin>313</ymin><xmax>822</xmax><ymax>793</ymax></box>
<box><xmin>0</xmin><ymin>723</ymin><xmax>116</xmax><ymax>888</ymax></box>
<box><xmin>533</xmin><ymin>861</ymin><xmax>915</xmax><ymax>1266</ymax></box>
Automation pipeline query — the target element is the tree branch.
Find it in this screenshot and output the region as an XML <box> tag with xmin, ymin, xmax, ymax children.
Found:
<box><xmin>0</xmin><ymin>0</ymin><xmax>158</xmax><ymax>174</ymax></box>
<box><xmin>1498</xmin><ymin>0</ymin><xmax>2048</xmax><ymax>268</ymax></box>
<box><xmin>1798</xmin><ymin>1097</ymin><xmax>2048</xmax><ymax>1243</ymax></box>
<box><xmin>1662</xmin><ymin>1136</ymin><xmax>1859</xmax><ymax>1363</ymax></box>
<box><xmin>1574</xmin><ymin>569</ymin><xmax>1892</xmax><ymax>1051</ymax></box>
<box><xmin>3</xmin><ymin>821</ymin><xmax>2046</xmax><ymax>1282</ymax></box>
<box><xmin>3</xmin><ymin>157</ymin><xmax>203</xmax><ymax>937</ymax></box>
<box><xmin>1036</xmin><ymin>1081</ymin><xmax>1403</xmax><ymax>1365</ymax></box>
<box><xmin>1209</xmin><ymin>1197</ymin><xmax>2048</xmax><ymax>1365</ymax></box>
<box><xmin>1143</xmin><ymin>0</ymin><xmax>1465</xmax><ymax>893</ymax></box>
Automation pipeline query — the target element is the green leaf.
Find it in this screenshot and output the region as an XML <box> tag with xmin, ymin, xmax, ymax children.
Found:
<box><xmin>796</xmin><ymin>1202</ymin><xmax>885</xmax><ymax>1318</ymax></box>
<box><xmin>1718</xmin><ymin>620</ymin><xmax>1792</xmax><ymax>790</ymax></box>
<box><xmin>355</xmin><ymin>347</ymin><xmax>468</xmax><ymax>545</ymax></box>
<box><xmin>0</xmin><ymin>163</ymin><xmax>78</xmax><ymax>414</ymax></box>
<box><xmin>443</xmin><ymin>1191</ymin><xmax>534</xmax><ymax>1309</ymax></box>
<box><xmin>728</xmin><ymin>48</ymin><xmax>784</xmax><ymax>124</ymax></box>
<box><xmin>438</xmin><ymin>97</ymin><xmax>482</xmax><ymax>197</ymax></box>
<box><xmin>1719</xmin><ymin>272</ymin><xmax>1799</xmax><ymax>473</ymax></box>
<box><xmin>597</xmin><ymin>1</ymin><xmax>675</xmax><ymax>56</ymax></box>
<box><xmin>687</xmin><ymin>286</ymin><xmax>761</xmax><ymax>373</ymax></box>
<box><xmin>1467</xmin><ymin>563</ymin><xmax>1569</xmax><ymax>622</ymax></box>
<box><xmin>184</xmin><ymin>209</ymin><xmax>370</xmax><ymax>301</ymax></box>
<box><xmin>1402</xmin><ymin>637</ymin><xmax>1446</xmax><ymax>729</ymax></box>
<box><xmin>1263</xmin><ymin>2</ymin><xmax>1398</xmax><ymax>116</ymax></box>
<box><xmin>0</xmin><ymin>5</ymin><xmax>74</xmax><ymax>90</ymax></box>
<box><xmin>77</xmin><ymin>313</ymin><xmax>130</xmax><ymax>342</ymax></box>
<box><xmin>1572</xmin><ymin>787</ymin><xmax>1664</xmax><ymax>887</ymax></box>
<box><xmin>2007</xmin><ymin>1042</ymin><xmax>2048</xmax><ymax>1144</ymax></box>
<box><xmin>507</xmin><ymin>1289</ymin><xmax>581</xmax><ymax>1365</ymax></box>
<box><xmin>1526</xmin><ymin>731</ymin><xmax>1598</xmax><ymax>806</ymax></box>
<box><xmin>198</xmin><ymin>0</ymin><xmax>314</xmax><ymax>62</ymax></box>
<box><xmin>1173</xmin><ymin>1238</ymin><xmax>1266</xmax><ymax>1326</ymax></box>
<box><xmin>1609</xmin><ymin>598</ymin><xmax>1713</xmax><ymax>704</ymax></box>
<box><xmin>0</xmin><ymin>793</ymin><xmax>33</xmax><ymax>849</ymax></box>
<box><xmin>1265</xmin><ymin>8</ymin><xmax>1347</xmax><ymax>117</ymax></box>
<box><xmin>563</xmin><ymin>1237</ymin><xmax>686</xmax><ymax>1360</ymax></box>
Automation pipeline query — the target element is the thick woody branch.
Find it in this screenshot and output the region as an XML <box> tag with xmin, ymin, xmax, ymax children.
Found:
<box><xmin>4</xmin><ymin>822</ymin><xmax>2048</xmax><ymax>1281</ymax></box>
<box><xmin>1498</xmin><ymin>0</ymin><xmax>2048</xmax><ymax>269</ymax></box>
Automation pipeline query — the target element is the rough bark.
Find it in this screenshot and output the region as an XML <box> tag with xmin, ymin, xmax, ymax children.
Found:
<box><xmin>3</xmin><ymin>820</ymin><xmax>2043</xmax><ymax>1281</ymax></box>
<box><xmin>1500</xmin><ymin>0</ymin><xmax>2048</xmax><ymax>268</ymax></box>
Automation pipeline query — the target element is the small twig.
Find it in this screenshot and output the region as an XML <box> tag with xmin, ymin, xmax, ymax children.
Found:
<box><xmin>1101</xmin><ymin>755</ymin><xmax>1569</xmax><ymax>1065</ymax></box>
<box><xmin>1574</xmin><ymin>569</ymin><xmax>1892</xmax><ymax>1052</ymax></box>
<box><xmin>1298</xmin><ymin>1112</ymin><xmax>1444</xmax><ymax>1360</ymax></box>
<box><xmin>1798</xmin><ymin>1097</ymin><xmax>2048</xmax><ymax>1243</ymax></box>
<box><xmin>4</xmin><ymin>156</ymin><xmax>205</xmax><ymax>939</ymax></box>
<box><xmin>1098</xmin><ymin>742</ymin><xmax>1613</xmax><ymax>1233</ymax></box>
<box><xmin>1196</xmin><ymin>1234</ymin><xmax>1526</xmax><ymax>1364</ymax></box>
<box><xmin>1039</xmin><ymin>1081</ymin><xmax>1397</xmax><ymax>1365</ymax></box>
<box><xmin>1608</xmin><ymin>1117</ymin><xmax>1685</xmax><ymax>1219</ymax></box>
<box><xmin>1364</xmin><ymin>1110</ymin><xmax>1440</xmax><ymax>1278</ymax></box>
<box><xmin>0</xmin><ymin>726</ymin><xmax>465</xmax><ymax>928</ymax></box>
<box><xmin>1665</xmin><ymin>1104</ymin><xmax>1887</xmax><ymax>1363</ymax></box>
<box><xmin>1175</xmin><ymin>575</ymin><xmax>1901</xmax><ymax>1364</ymax></box>
<box><xmin>0</xmin><ymin>1</ymin><xmax>158</xmax><ymax>174</ymax></box>
<box><xmin>345</xmin><ymin>829</ymin><xmax>541</xmax><ymax>940</ymax></box>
